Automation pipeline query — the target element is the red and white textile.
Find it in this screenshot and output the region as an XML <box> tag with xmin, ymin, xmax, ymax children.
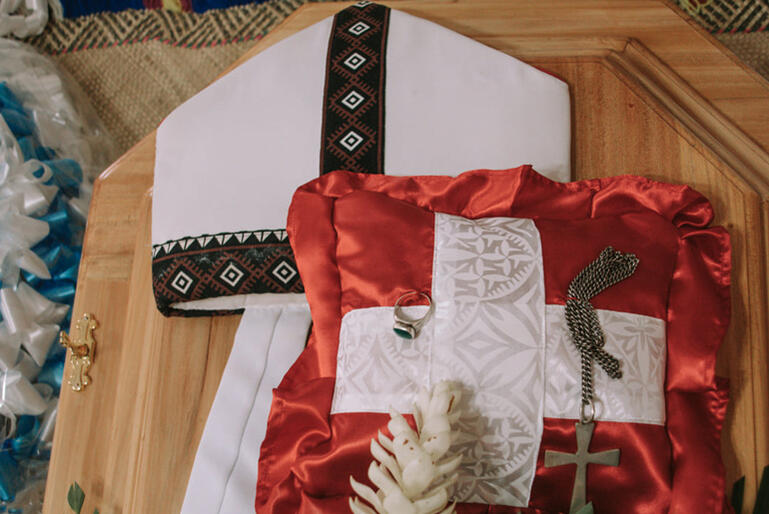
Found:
<box><xmin>253</xmin><ymin>166</ymin><xmax>731</xmax><ymax>513</ymax></box>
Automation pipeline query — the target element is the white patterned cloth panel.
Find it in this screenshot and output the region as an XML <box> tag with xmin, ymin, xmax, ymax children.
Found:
<box><xmin>333</xmin><ymin>214</ymin><xmax>547</xmax><ymax>506</ymax></box>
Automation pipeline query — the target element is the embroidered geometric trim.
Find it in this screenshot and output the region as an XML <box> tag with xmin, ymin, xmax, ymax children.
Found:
<box><xmin>152</xmin><ymin>229</ymin><xmax>289</xmax><ymax>258</ymax></box>
<box><xmin>320</xmin><ymin>1</ymin><xmax>390</xmax><ymax>175</ymax></box>
<box><xmin>151</xmin><ymin>230</ymin><xmax>303</xmax><ymax>316</ymax></box>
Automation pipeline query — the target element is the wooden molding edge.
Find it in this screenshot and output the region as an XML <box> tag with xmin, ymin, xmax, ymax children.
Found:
<box><xmin>606</xmin><ymin>40</ymin><xmax>769</xmax><ymax>199</ymax></box>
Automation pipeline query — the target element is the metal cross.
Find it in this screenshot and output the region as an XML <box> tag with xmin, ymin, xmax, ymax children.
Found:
<box><xmin>544</xmin><ymin>421</ymin><xmax>620</xmax><ymax>514</ymax></box>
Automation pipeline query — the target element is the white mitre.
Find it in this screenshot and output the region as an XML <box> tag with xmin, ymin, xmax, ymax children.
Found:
<box><xmin>151</xmin><ymin>1</ymin><xmax>570</xmax><ymax>317</ymax></box>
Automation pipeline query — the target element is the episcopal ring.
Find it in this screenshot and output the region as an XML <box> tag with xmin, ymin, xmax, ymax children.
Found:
<box><xmin>393</xmin><ymin>291</ymin><xmax>434</xmax><ymax>340</ymax></box>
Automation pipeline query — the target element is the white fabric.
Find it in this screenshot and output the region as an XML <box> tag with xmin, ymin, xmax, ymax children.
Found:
<box><xmin>544</xmin><ymin>305</ymin><xmax>666</xmax><ymax>425</ymax></box>
<box><xmin>153</xmin><ymin>17</ymin><xmax>333</xmax><ymax>244</ymax></box>
<box><xmin>385</xmin><ymin>9</ymin><xmax>570</xmax><ymax>179</ymax></box>
<box><xmin>332</xmin><ymin>305</ymin><xmax>434</xmax><ymax>414</ymax></box>
<box><xmin>332</xmin><ymin>213</ymin><xmax>547</xmax><ymax>508</ymax></box>
<box><xmin>332</xmin><ymin>306</ymin><xmax>668</xmax><ymax>427</ymax></box>
<box><xmin>180</xmin><ymin>305</ymin><xmax>311</xmax><ymax>514</ymax></box>
<box><xmin>171</xmin><ymin>292</ymin><xmax>307</xmax><ymax>312</ymax></box>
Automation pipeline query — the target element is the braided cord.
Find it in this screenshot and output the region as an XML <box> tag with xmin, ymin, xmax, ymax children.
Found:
<box><xmin>565</xmin><ymin>247</ymin><xmax>639</xmax><ymax>412</ymax></box>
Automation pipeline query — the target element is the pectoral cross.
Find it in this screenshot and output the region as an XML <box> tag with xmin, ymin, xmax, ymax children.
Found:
<box><xmin>545</xmin><ymin>421</ymin><xmax>620</xmax><ymax>514</ymax></box>
<box><xmin>546</xmin><ymin>247</ymin><xmax>634</xmax><ymax>513</ymax></box>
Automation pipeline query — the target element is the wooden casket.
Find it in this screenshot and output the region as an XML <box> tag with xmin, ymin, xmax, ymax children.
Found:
<box><xmin>43</xmin><ymin>1</ymin><xmax>769</xmax><ymax>512</ymax></box>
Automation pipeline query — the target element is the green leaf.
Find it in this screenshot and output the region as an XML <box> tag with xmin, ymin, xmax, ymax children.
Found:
<box><xmin>731</xmin><ymin>476</ymin><xmax>745</xmax><ymax>513</ymax></box>
<box><xmin>93</xmin><ymin>510</ymin><xmax>99</xmax><ymax>514</ymax></box>
<box><xmin>67</xmin><ymin>482</ymin><xmax>85</xmax><ymax>514</ymax></box>
<box><xmin>754</xmin><ymin>465</ymin><xmax>769</xmax><ymax>514</ymax></box>
<box><xmin>575</xmin><ymin>503</ymin><xmax>594</xmax><ymax>514</ymax></box>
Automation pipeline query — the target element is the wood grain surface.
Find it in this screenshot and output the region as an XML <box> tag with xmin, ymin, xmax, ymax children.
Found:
<box><xmin>43</xmin><ymin>2</ymin><xmax>769</xmax><ymax>513</ymax></box>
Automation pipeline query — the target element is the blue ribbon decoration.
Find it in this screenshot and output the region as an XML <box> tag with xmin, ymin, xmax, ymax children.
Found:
<box><xmin>0</xmin><ymin>110</ymin><xmax>34</xmax><ymax>139</ymax></box>
<box><xmin>18</xmin><ymin>271</ymin><xmax>39</xmax><ymax>290</ymax></box>
<box><xmin>46</xmin><ymin>337</ymin><xmax>67</xmax><ymax>362</ymax></box>
<box><xmin>38</xmin><ymin>159</ymin><xmax>83</xmax><ymax>198</ymax></box>
<box><xmin>0</xmin><ymin>84</ymin><xmax>25</xmax><ymax>116</ymax></box>
<box><xmin>23</xmin><ymin>196</ymin><xmax>84</xmax><ymax>294</ymax></box>
<box><xmin>55</xmin><ymin>264</ymin><xmax>79</xmax><ymax>283</ymax></box>
<box><xmin>14</xmin><ymin>137</ymin><xmax>53</xmax><ymax>163</ymax></box>
<box><xmin>0</xmin><ymin>451</ymin><xmax>19</xmax><ymax>502</ymax></box>
<box><xmin>0</xmin><ymin>81</ymin><xmax>93</xmax><ymax>503</ymax></box>
<box><xmin>9</xmin><ymin>416</ymin><xmax>39</xmax><ymax>460</ymax></box>
<box><xmin>36</xmin><ymin>282</ymin><xmax>76</xmax><ymax>305</ymax></box>
<box><xmin>39</xmin><ymin>210</ymin><xmax>70</xmax><ymax>239</ymax></box>
<box><xmin>16</xmin><ymin>137</ymin><xmax>36</xmax><ymax>162</ymax></box>
<box><xmin>0</xmin><ymin>415</ymin><xmax>42</xmax><ymax>502</ymax></box>
<box><xmin>37</xmin><ymin>245</ymin><xmax>62</xmax><ymax>272</ymax></box>
<box><xmin>37</xmin><ymin>359</ymin><xmax>63</xmax><ymax>394</ymax></box>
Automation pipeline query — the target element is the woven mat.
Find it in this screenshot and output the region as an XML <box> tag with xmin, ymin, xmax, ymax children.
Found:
<box><xmin>22</xmin><ymin>0</ymin><xmax>769</xmax><ymax>155</ymax></box>
<box><xmin>678</xmin><ymin>0</ymin><xmax>769</xmax><ymax>32</ymax></box>
<box><xmin>718</xmin><ymin>32</ymin><xmax>769</xmax><ymax>79</ymax></box>
<box><xmin>32</xmin><ymin>0</ymin><xmax>307</xmax><ymax>153</ymax></box>
<box><xmin>27</xmin><ymin>0</ymin><xmax>305</xmax><ymax>53</ymax></box>
<box><xmin>50</xmin><ymin>42</ymin><xmax>255</xmax><ymax>152</ymax></box>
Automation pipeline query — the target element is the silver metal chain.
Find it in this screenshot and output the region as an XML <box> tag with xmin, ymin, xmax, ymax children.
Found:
<box><xmin>565</xmin><ymin>247</ymin><xmax>639</xmax><ymax>420</ymax></box>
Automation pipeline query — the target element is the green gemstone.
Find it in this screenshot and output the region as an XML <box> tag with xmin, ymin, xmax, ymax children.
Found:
<box><xmin>393</xmin><ymin>326</ymin><xmax>414</xmax><ymax>339</ymax></box>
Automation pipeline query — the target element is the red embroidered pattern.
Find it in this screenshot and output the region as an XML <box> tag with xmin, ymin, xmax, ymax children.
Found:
<box><xmin>151</xmin><ymin>230</ymin><xmax>303</xmax><ymax>316</ymax></box>
<box><xmin>320</xmin><ymin>2</ymin><xmax>390</xmax><ymax>174</ymax></box>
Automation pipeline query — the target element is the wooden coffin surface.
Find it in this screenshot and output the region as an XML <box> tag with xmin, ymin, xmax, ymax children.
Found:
<box><xmin>43</xmin><ymin>2</ymin><xmax>769</xmax><ymax>513</ymax></box>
